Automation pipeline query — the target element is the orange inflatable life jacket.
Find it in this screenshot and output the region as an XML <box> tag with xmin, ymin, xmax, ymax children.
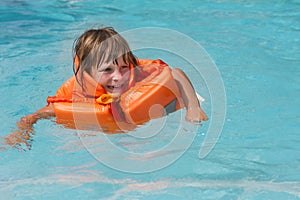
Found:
<box><xmin>47</xmin><ymin>59</ymin><xmax>183</xmax><ymax>133</ymax></box>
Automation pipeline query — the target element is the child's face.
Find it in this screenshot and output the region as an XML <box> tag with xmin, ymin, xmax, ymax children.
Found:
<box><xmin>90</xmin><ymin>57</ymin><xmax>130</xmax><ymax>96</ymax></box>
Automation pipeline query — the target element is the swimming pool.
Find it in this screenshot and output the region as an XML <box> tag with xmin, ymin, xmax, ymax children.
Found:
<box><xmin>1</xmin><ymin>0</ymin><xmax>299</xmax><ymax>199</ymax></box>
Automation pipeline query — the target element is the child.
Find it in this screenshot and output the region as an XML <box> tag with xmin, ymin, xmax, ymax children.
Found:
<box><xmin>4</xmin><ymin>27</ymin><xmax>208</xmax><ymax>148</ymax></box>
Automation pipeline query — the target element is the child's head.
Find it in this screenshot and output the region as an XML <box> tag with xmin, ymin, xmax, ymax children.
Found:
<box><xmin>73</xmin><ymin>27</ymin><xmax>137</xmax><ymax>96</ymax></box>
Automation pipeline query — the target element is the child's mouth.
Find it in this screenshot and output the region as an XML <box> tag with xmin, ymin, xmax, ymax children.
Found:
<box><xmin>107</xmin><ymin>85</ymin><xmax>123</xmax><ymax>91</ymax></box>
<box><xmin>107</xmin><ymin>85</ymin><xmax>121</xmax><ymax>89</ymax></box>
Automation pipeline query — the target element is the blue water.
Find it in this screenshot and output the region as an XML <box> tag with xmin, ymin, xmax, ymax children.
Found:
<box><xmin>1</xmin><ymin>0</ymin><xmax>300</xmax><ymax>199</ymax></box>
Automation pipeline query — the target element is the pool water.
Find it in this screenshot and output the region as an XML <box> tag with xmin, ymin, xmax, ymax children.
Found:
<box><xmin>1</xmin><ymin>0</ymin><xmax>299</xmax><ymax>199</ymax></box>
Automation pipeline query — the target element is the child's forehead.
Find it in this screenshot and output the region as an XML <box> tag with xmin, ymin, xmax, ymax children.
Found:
<box><xmin>99</xmin><ymin>57</ymin><xmax>128</xmax><ymax>67</ymax></box>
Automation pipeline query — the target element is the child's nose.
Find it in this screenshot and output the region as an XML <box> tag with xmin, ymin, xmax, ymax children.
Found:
<box><xmin>112</xmin><ymin>69</ymin><xmax>122</xmax><ymax>81</ymax></box>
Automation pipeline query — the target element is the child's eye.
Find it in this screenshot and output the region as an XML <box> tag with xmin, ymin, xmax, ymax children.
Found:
<box><xmin>100</xmin><ymin>67</ymin><xmax>113</xmax><ymax>73</ymax></box>
<box><xmin>120</xmin><ymin>65</ymin><xmax>129</xmax><ymax>71</ymax></box>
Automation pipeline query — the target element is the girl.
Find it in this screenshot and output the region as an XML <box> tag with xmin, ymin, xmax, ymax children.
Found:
<box><xmin>4</xmin><ymin>27</ymin><xmax>208</xmax><ymax>148</ymax></box>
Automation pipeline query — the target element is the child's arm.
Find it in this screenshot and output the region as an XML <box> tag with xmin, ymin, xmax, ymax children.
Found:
<box><xmin>172</xmin><ymin>68</ymin><xmax>208</xmax><ymax>122</ymax></box>
<box><xmin>4</xmin><ymin>104</ymin><xmax>55</xmax><ymax>149</ymax></box>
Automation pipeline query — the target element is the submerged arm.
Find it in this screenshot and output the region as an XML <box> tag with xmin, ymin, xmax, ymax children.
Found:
<box><xmin>172</xmin><ymin>68</ymin><xmax>208</xmax><ymax>122</ymax></box>
<box><xmin>4</xmin><ymin>104</ymin><xmax>55</xmax><ymax>149</ymax></box>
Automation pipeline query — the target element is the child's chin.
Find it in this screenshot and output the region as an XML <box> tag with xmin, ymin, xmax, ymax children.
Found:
<box><xmin>107</xmin><ymin>92</ymin><xmax>121</xmax><ymax>97</ymax></box>
<box><xmin>107</xmin><ymin>88</ymin><xmax>127</xmax><ymax>97</ymax></box>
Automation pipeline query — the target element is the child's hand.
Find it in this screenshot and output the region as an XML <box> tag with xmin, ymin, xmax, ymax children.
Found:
<box><xmin>3</xmin><ymin>116</ymin><xmax>34</xmax><ymax>150</ymax></box>
<box><xmin>3</xmin><ymin>130</ymin><xmax>32</xmax><ymax>151</ymax></box>
<box><xmin>3</xmin><ymin>105</ymin><xmax>54</xmax><ymax>150</ymax></box>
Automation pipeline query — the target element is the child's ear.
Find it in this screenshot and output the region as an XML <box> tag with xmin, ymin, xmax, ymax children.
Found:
<box><xmin>74</xmin><ymin>55</ymin><xmax>80</xmax><ymax>69</ymax></box>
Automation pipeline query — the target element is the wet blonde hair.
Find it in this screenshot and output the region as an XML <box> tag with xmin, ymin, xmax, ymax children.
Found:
<box><xmin>73</xmin><ymin>27</ymin><xmax>137</xmax><ymax>92</ymax></box>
